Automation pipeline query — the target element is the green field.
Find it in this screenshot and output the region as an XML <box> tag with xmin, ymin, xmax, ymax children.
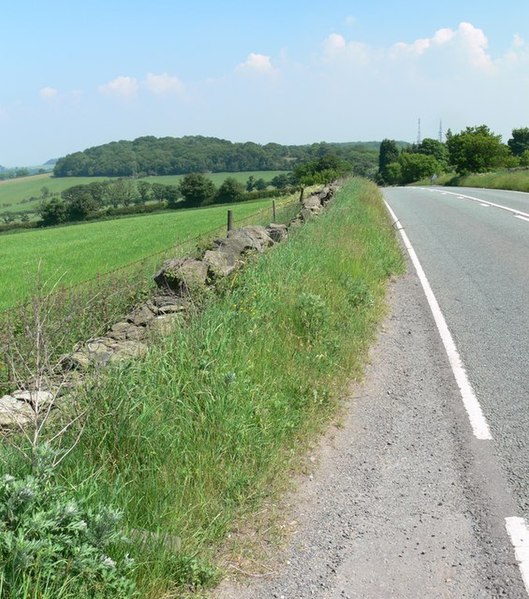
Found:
<box><xmin>0</xmin><ymin>171</ymin><xmax>288</xmax><ymax>215</ymax></box>
<box><xmin>0</xmin><ymin>196</ymin><xmax>288</xmax><ymax>310</ymax></box>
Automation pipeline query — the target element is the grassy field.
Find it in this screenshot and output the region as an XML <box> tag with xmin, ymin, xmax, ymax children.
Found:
<box><xmin>0</xmin><ymin>196</ymin><xmax>288</xmax><ymax>311</ymax></box>
<box><xmin>0</xmin><ymin>171</ymin><xmax>288</xmax><ymax>215</ymax></box>
<box><xmin>0</xmin><ymin>178</ymin><xmax>404</xmax><ymax>598</ymax></box>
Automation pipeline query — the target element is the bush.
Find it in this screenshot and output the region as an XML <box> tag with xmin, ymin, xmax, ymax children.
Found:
<box><xmin>0</xmin><ymin>445</ymin><xmax>136</xmax><ymax>599</ymax></box>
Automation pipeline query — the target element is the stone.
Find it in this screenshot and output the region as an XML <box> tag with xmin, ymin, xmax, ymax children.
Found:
<box><xmin>108</xmin><ymin>340</ymin><xmax>148</xmax><ymax>363</ymax></box>
<box><xmin>0</xmin><ymin>395</ymin><xmax>34</xmax><ymax>427</ymax></box>
<box><xmin>266</xmin><ymin>223</ymin><xmax>288</xmax><ymax>243</ymax></box>
<box><xmin>148</xmin><ymin>314</ymin><xmax>183</xmax><ymax>336</ymax></box>
<box><xmin>157</xmin><ymin>303</ymin><xmax>186</xmax><ymax>315</ymax></box>
<box><xmin>154</xmin><ymin>258</ymin><xmax>209</xmax><ymax>294</ymax></box>
<box><xmin>128</xmin><ymin>305</ymin><xmax>156</xmax><ymax>327</ymax></box>
<box><xmin>211</xmin><ymin>226</ymin><xmax>274</xmax><ymax>263</ymax></box>
<box><xmin>302</xmin><ymin>195</ymin><xmax>323</xmax><ymax>211</ymax></box>
<box><xmin>108</xmin><ymin>321</ymin><xmax>132</xmax><ymax>340</ymax></box>
<box><xmin>61</xmin><ymin>351</ymin><xmax>91</xmax><ymax>371</ymax></box>
<box><xmin>318</xmin><ymin>186</ymin><xmax>330</xmax><ymax>200</ymax></box>
<box><xmin>12</xmin><ymin>390</ymin><xmax>53</xmax><ymax>408</ymax></box>
<box><xmin>203</xmin><ymin>249</ymin><xmax>238</xmax><ymax>278</ymax></box>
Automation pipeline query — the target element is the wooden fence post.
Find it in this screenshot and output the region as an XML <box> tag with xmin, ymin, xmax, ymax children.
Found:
<box><xmin>227</xmin><ymin>210</ymin><xmax>233</xmax><ymax>233</ymax></box>
<box><xmin>272</xmin><ymin>200</ymin><xmax>276</xmax><ymax>223</ymax></box>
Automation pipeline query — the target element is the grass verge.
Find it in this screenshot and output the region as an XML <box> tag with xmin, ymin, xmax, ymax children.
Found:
<box><xmin>413</xmin><ymin>168</ymin><xmax>529</xmax><ymax>192</ymax></box>
<box><xmin>0</xmin><ymin>178</ymin><xmax>403</xmax><ymax>597</ymax></box>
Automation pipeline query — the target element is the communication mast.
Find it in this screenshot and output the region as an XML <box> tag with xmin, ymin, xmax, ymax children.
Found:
<box><xmin>417</xmin><ymin>118</ymin><xmax>422</xmax><ymax>145</ymax></box>
<box><xmin>439</xmin><ymin>120</ymin><xmax>444</xmax><ymax>143</ymax></box>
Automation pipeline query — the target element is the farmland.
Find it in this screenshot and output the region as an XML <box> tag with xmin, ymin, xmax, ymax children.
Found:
<box><xmin>0</xmin><ymin>171</ymin><xmax>288</xmax><ymax>215</ymax></box>
<box><xmin>0</xmin><ymin>195</ymin><xmax>291</xmax><ymax>311</ymax></box>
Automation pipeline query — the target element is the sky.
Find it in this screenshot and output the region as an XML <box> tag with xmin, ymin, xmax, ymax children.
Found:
<box><xmin>2</xmin><ymin>0</ymin><xmax>529</xmax><ymax>166</ymax></box>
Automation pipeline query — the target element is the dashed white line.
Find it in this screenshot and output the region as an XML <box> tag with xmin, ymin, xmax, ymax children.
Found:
<box><xmin>384</xmin><ymin>201</ymin><xmax>492</xmax><ymax>441</ymax></box>
<box><xmin>506</xmin><ymin>517</ymin><xmax>529</xmax><ymax>595</ymax></box>
<box><xmin>418</xmin><ymin>187</ymin><xmax>529</xmax><ymax>220</ymax></box>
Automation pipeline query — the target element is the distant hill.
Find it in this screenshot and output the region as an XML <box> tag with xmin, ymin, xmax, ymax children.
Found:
<box><xmin>0</xmin><ymin>165</ymin><xmax>6</xmax><ymax>173</ymax></box>
<box><xmin>53</xmin><ymin>135</ymin><xmax>382</xmax><ymax>178</ymax></box>
<box><xmin>44</xmin><ymin>158</ymin><xmax>58</xmax><ymax>166</ymax></box>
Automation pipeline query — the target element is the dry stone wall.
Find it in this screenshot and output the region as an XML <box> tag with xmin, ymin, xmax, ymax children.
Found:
<box><xmin>0</xmin><ymin>185</ymin><xmax>338</xmax><ymax>428</ymax></box>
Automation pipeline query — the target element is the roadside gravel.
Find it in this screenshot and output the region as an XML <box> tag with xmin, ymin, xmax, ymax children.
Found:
<box><xmin>215</xmin><ymin>264</ymin><xmax>525</xmax><ymax>597</ymax></box>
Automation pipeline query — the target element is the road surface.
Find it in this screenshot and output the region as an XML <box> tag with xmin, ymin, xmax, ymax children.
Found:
<box><xmin>215</xmin><ymin>186</ymin><xmax>529</xmax><ymax>598</ymax></box>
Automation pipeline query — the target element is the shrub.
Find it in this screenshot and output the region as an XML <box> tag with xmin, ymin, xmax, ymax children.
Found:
<box><xmin>0</xmin><ymin>445</ymin><xmax>137</xmax><ymax>599</ymax></box>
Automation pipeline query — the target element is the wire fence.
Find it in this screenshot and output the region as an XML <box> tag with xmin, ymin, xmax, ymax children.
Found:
<box><xmin>0</xmin><ymin>196</ymin><xmax>300</xmax><ymax>391</ymax></box>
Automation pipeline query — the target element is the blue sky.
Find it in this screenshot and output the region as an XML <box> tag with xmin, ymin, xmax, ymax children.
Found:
<box><xmin>2</xmin><ymin>1</ymin><xmax>529</xmax><ymax>165</ymax></box>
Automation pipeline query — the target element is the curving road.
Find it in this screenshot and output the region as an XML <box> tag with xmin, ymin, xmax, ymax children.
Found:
<box><xmin>385</xmin><ymin>185</ymin><xmax>529</xmax><ymax>516</ymax></box>
<box><xmin>216</xmin><ymin>185</ymin><xmax>529</xmax><ymax>598</ymax></box>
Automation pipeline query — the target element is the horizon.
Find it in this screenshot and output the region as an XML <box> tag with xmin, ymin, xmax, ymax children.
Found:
<box><xmin>2</xmin><ymin>1</ymin><xmax>528</xmax><ymax>166</ymax></box>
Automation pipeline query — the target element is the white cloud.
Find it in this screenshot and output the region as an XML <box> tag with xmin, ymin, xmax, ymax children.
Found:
<box><xmin>237</xmin><ymin>53</ymin><xmax>276</xmax><ymax>74</ymax></box>
<box><xmin>39</xmin><ymin>86</ymin><xmax>58</xmax><ymax>100</ymax></box>
<box><xmin>390</xmin><ymin>23</ymin><xmax>493</xmax><ymax>71</ymax></box>
<box><xmin>513</xmin><ymin>34</ymin><xmax>525</xmax><ymax>49</ymax></box>
<box><xmin>323</xmin><ymin>33</ymin><xmax>370</xmax><ymax>65</ymax></box>
<box><xmin>144</xmin><ymin>72</ymin><xmax>184</xmax><ymax>96</ymax></box>
<box><xmin>345</xmin><ymin>15</ymin><xmax>356</xmax><ymax>26</ymax></box>
<box><xmin>98</xmin><ymin>76</ymin><xmax>139</xmax><ymax>98</ymax></box>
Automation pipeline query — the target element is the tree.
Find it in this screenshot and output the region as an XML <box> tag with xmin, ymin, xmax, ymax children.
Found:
<box><xmin>398</xmin><ymin>153</ymin><xmax>440</xmax><ymax>184</ymax></box>
<box><xmin>107</xmin><ymin>179</ymin><xmax>137</xmax><ymax>207</ymax></box>
<box><xmin>151</xmin><ymin>183</ymin><xmax>167</xmax><ymax>202</ymax></box>
<box><xmin>254</xmin><ymin>178</ymin><xmax>268</xmax><ymax>191</ymax></box>
<box><xmin>246</xmin><ymin>176</ymin><xmax>256</xmax><ymax>192</ymax></box>
<box><xmin>416</xmin><ymin>138</ymin><xmax>449</xmax><ymax>169</ymax></box>
<box><xmin>378</xmin><ymin>139</ymin><xmax>399</xmax><ymax>182</ymax></box>
<box><xmin>179</xmin><ymin>173</ymin><xmax>216</xmax><ymax>206</ymax></box>
<box><xmin>508</xmin><ymin>128</ymin><xmax>529</xmax><ymax>157</ymax></box>
<box><xmin>446</xmin><ymin>125</ymin><xmax>510</xmax><ymax>175</ymax></box>
<box><xmin>216</xmin><ymin>177</ymin><xmax>245</xmax><ymax>203</ymax></box>
<box><xmin>136</xmin><ymin>180</ymin><xmax>152</xmax><ymax>203</ymax></box>
<box><xmin>270</xmin><ymin>173</ymin><xmax>292</xmax><ymax>190</ymax></box>
<box><xmin>164</xmin><ymin>185</ymin><xmax>181</xmax><ymax>208</ymax></box>
<box><xmin>39</xmin><ymin>198</ymin><xmax>68</xmax><ymax>226</ymax></box>
<box><xmin>384</xmin><ymin>163</ymin><xmax>402</xmax><ymax>186</ymax></box>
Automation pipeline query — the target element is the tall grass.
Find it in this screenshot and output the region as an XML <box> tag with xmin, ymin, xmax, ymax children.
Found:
<box><xmin>0</xmin><ymin>179</ymin><xmax>404</xmax><ymax>597</ymax></box>
<box><xmin>412</xmin><ymin>168</ymin><xmax>529</xmax><ymax>192</ymax></box>
<box><xmin>445</xmin><ymin>168</ymin><xmax>529</xmax><ymax>191</ymax></box>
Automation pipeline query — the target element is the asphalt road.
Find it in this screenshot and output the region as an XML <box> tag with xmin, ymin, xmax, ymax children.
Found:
<box><xmin>215</xmin><ymin>186</ymin><xmax>529</xmax><ymax>598</ymax></box>
<box><xmin>385</xmin><ymin>186</ymin><xmax>529</xmax><ymax>517</ymax></box>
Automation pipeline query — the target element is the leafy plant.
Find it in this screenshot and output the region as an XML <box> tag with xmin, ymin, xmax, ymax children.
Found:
<box><xmin>0</xmin><ymin>444</ymin><xmax>137</xmax><ymax>599</ymax></box>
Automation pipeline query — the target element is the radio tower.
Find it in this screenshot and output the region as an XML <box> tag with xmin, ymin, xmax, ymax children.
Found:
<box><xmin>417</xmin><ymin>118</ymin><xmax>422</xmax><ymax>145</ymax></box>
<box><xmin>439</xmin><ymin>120</ymin><xmax>444</xmax><ymax>143</ymax></box>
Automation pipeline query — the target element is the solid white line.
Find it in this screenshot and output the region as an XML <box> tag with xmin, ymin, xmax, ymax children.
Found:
<box><xmin>505</xmin><ymin>517</ymin><xmax>529</xmax><ymax>594</ymax></box>
<box><xmin>417</xmin><ymin>187</ymin><xmax>529</xmax><ymax>220</ymax></box>
<box><xmin>385</xmin><ymin>201</ymin><xmax>492</xmax><ymax>440</ymax></box>
<box><xmin>515</xmin><ymin>214</ymin><xmax>529</xmax><ymax>223</ymax></box>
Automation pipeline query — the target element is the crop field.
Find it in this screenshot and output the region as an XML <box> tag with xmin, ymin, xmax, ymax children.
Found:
<box><xmin>0</xmin><ymin>196</ymin><xmax>290</xmax><ymax>311</ymax></box>
<box><xmin>0</xmin><ymin>171</ymin><xmax>289</xmax><ymax>215</ymax></box>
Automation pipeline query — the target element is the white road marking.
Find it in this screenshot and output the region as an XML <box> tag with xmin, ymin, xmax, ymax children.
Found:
<box><xmin>515</xmin><ymin>214</ymin><xmax>529</xmax><ymax>223</ymax></box>
<box><xmin>506</xmin><ymin>517</ymin><xmax>529</xmax><ymax>594</ymax></box>
<box><xmin>385</xmin><ymin>201</ymin><xmax>493</xmax><ymax>441</ymax></box>
<box><xmin>480</xmin><ymin>203</ymin><xmax>490</xmax><ymax>207</ymax></box>
<box><xmin>418</xmin><ymin>187</ymin><xmax>529</xmax><ymax>220</ymax></box>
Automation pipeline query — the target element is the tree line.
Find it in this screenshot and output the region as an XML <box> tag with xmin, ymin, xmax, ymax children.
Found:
<box><xmin>52</xmin><ymin>135</ymin><xmax>378</xmax><ymax>178</ymax></box>
<box><xmin>37</xmin><ymin>155</ymin><xmax>352</xmax><ymax>228</ymax></box>
<box><xmin>377</xmin><ymin>126</ymin><xmax>529</xmax><ymax>185</ymax></box>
